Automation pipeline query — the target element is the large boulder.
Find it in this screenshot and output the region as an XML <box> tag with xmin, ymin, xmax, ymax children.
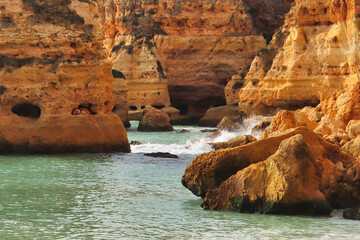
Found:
<box><xmin>210</xmin><ymin>135</ymin><xmax>257</xmax><ymax>150</ymax></box>
<box><xmin>182</xmin><ymin>127</ymin><xmax>339</xmax><ymax>197</ymax></box>
<box><xmin>183</xmin><ymin>127</ymin><xmax>360</xmax><ymax>212</ymax></box>
<box><xmin>138</xmin><ymin>107</ymin><xmax>174</xmax><ymax>132</ymax></box>
<box><xmin>202</xmin><ymin>135</ymin><xmax>332</xmax><ymax>215</ymax></box>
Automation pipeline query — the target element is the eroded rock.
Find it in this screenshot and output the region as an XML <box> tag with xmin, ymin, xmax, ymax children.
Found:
<box><xmin>138</xmin><ymin>107</ymin><xmax>174</xmax><ymax>132</ymax></box>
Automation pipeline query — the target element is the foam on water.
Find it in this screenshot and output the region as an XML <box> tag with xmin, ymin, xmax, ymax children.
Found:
<box><xmin>130</xmin><ymin>130</ymin><xmax>237</xmax><ymax>155</ymax></box>
<box><xmin>128</xmin><ymin>115</ymin><xmax>273</xmax><ymax>155</ymax></box>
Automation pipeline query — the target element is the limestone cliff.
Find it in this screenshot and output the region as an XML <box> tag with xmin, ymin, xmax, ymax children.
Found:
<box><xmin>0</xmin><ymin>0</ymin><xmax>130</xmax><ymax>153</ymax></box>
<box><xmin>239</xmin><ymin>0</ymin><xmax>360</xmax><ymax>114</ymax></box>
<box><xmin>104</xmin><ymin>0</ymin><xmax>279</xmax><ymax>122</ymax></box>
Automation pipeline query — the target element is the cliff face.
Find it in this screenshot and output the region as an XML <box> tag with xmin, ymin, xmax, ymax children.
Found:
<box><xmin>0</xmin><ymin>0</ymin><xmax>130</xmax><ymax>153</ymax></box>
<box><xmin>104</xmin><ymin>0</ymin><xmax>279</xmax><ymax>121</ymax></box>
<box><xmin>239</xmin><ymin>0</ymin><xmax>360</xmax><ymax>114</ymax></box>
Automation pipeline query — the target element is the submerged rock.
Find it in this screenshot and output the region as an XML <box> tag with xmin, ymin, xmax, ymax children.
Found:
<box><xmin>144</xmin><ymin>152</ymin><xmax>179</xmax><ymax>159</ymax></box>
<box><xmin>343</xmin><ymin>208</ymin><xmax>360</xmax><ymax>220</ymax></box>
<box><xmin>138</xmin><ymin>107</ymin><xmax>174</xmax><ymax>132</ymax></box>
<box><xmin>130</xmin><ymin>141</ymin><xmax>143</xmax><ymax>145</ymax></box>
<box><xmin>200</xmin><ymin>129</ymin><xmax>218</xmax><ymax>133</ymax></box>
<box><xmin>178</xmin><ymin>129</ymin><xmax>190</xmax><ymax>134</ymax></box>
<box><xmin>210</xmin><ymin>135</ymin><xmax>257</xmax><ymax>150</ymax></box>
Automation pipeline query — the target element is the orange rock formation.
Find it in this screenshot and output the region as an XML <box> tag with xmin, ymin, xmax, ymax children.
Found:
<box><xmin>239</xmin><ymin>0</ymin><xmax>360</xmax><ymax>114</ymax></box>
<box><xmin>104</xmin><ymin>0</ymin><xmax>293</xmax><ymax>122</ymax></box>
<box><xmin>0</xmin><ymin>0</ymin><xmax>130</xmax><ymax>153</ymax></box>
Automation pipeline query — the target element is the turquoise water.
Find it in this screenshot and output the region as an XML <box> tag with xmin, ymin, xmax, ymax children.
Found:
<box><xmin>1</xmin><ymin>122</ymin><xmax>360</xmax><ymax>239</ymax></box>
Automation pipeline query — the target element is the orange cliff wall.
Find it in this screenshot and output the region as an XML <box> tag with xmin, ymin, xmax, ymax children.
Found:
<box><xmin>238</xmin><ymin>0</ymin><xmax>360</xmax><ymax>114</ymax></box>
<box><xmin>0</xmin><ymin>0</ymin><xmax>130</xmax><ymax>153</ymax></box>
<box><xmin>103</xmin><ymin>0</ymin><xmax>273</xmax><ymax>121</ymax></box>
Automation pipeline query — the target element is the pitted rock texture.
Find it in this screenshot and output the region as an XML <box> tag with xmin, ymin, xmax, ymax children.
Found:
<box><xmin>0</xmin><ymin>0</ymin><xmax>130</xmax><ymax>153</ymax></box>
<box><xmin>239</xmin><ymin>0</ymin><xmax>360</xmax><ymax>114</ymax></box>
<box><xmin>104</xmin><ymin>0</ymin><xmax>293</xmax><ymax>122</ymax></box>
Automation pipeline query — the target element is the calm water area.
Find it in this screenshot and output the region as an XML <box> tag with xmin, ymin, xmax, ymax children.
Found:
<box><xmin>1</xmin><ymin>120</ymin><xmax>360</xmax><ymax>239</ymax></box>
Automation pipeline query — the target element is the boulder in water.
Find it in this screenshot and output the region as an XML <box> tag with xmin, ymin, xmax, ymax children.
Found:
<box><xmin>178</xmin><ymin>129</ymin><xmax>190</xmax><ymax>133</ymax></box>
<box><xmin>202</xmin><ymin>134</ymin><xmax>333</xmax><ymax>215</ymax></box>
<box><xmin>183</xmin><ymin>127</ymin><xmax>360</xmax><ymax>214</ymax></box>
<box><xmin>138</xmin><ymin>107</ymin><xmax>174</xmax><ymax>132</ymax></box>
<box><xmin>216</xmin><ymin>116</ymin><xmax>241</xmax><ymax>132</ymax></box>
<box><xmin>130</xmin><ymin>141</ymin><xmax>143</xmax><ymax>145</ymax></box>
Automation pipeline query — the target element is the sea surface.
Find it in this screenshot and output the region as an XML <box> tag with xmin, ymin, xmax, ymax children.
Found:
<box><xmin>1</xmin><ymin>119</ymin><xmax>360</xmax><ymax>239</ymax></box>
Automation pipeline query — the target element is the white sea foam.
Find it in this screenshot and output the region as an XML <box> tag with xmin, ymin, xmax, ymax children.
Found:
<box><xmin>130</xmin><ymin>115</ymin><xmax>274</xmax><ymax>155</ymax></box>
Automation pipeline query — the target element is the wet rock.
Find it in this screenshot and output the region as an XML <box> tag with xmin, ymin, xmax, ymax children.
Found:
<box><xmin>216</xmin><ymin>116</ymin><xmax>241</xmax><ymax>132</ymax></box>
<box><xmin>130</xmin><ymin>141</ymin><xmax>143</xmax><ymax>145</ymax></box>
<box><xmin>210</xmin><ymin>135</ymin><xmax>257</xmax><ymax>150</ymax></box>
<box><xmin>343</xmin><ymin>208</ymin><xmax>360</xmax><ymax>220</ymax></box>
<box><xmin>138</xmin><ymin>107</ymin><xmax>174</xmax><ymax>132</ymax></box>
<box><xmin>178</xmin><ymin>129</ymin><xmax>190</xmax><ymax>134</ymax></box>
<box><xmin>144</xmin><ymin>152</ymin><xmax>179</xmax><ymax>159</ymax></box>
<box><xmin>200</xmin><ymin>129</ymin><xmax>218</xmax><ymax>133</ymax></box>
<box><xmin>252</xmin><ymin>121</ymin><xmax>271</xmax><ymax>134</ymax></box>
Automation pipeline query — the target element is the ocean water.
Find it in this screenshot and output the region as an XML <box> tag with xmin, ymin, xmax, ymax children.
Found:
<box><xmin>1</xmin><ymin>119</ymin><xmax>360</xmax><ymax>239</ymax></box>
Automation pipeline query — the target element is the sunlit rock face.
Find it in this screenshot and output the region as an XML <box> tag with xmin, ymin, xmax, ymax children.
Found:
<box><xmin>0</xmin><ymin>0</ymin><xmax>130</xmax><ymax>153</ymax></box>
<box><xmin>104</xmin><ymin>0</ymin><xmax>293</xmax><ymax>122</ymax></box>
<box><xmin>239</xmin><ymin>0</ymin><xmax>360</xmax><ymax>114</ymax></box>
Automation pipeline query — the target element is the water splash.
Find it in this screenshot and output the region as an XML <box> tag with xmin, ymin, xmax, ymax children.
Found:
<box><xmin>129</xmin><ymin>115</ymin><xmax>274</xmax><ymax>155</ymax></box>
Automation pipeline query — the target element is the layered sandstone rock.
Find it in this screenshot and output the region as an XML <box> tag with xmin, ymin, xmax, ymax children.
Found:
<box><xmin>0</xmin><ymin>0</ymin><xmax>130</xmax><ymax>153</ymax></box>
<box><xmin>104</xmin><ymin>0</ymin><xmax>279</xmax><ymax>122</ymax></box>
<box><xmin>239</xmin><ymin>0</ymin><xmax>360</xmax><ymax>114</ymax></box>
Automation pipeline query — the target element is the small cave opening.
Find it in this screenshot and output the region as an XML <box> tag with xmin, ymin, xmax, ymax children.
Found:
<box><xmin>11</xmin><ymin>103</ymin><xmax>41</xmax><ymax>119</ymax></box>
<box><xmin>129</xmin><ymin>106</ymin><xmax>138</xmax><ymax>111</ymax></box>
<box><xmin>152</xmin><ymin>105</ymin><xmax>165</xmax><ymax>110</ymax></box>
<box><xmin>174</xmin><ymin>105</ymin><xmax>188</xmax><ymax>115</ymax></box>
